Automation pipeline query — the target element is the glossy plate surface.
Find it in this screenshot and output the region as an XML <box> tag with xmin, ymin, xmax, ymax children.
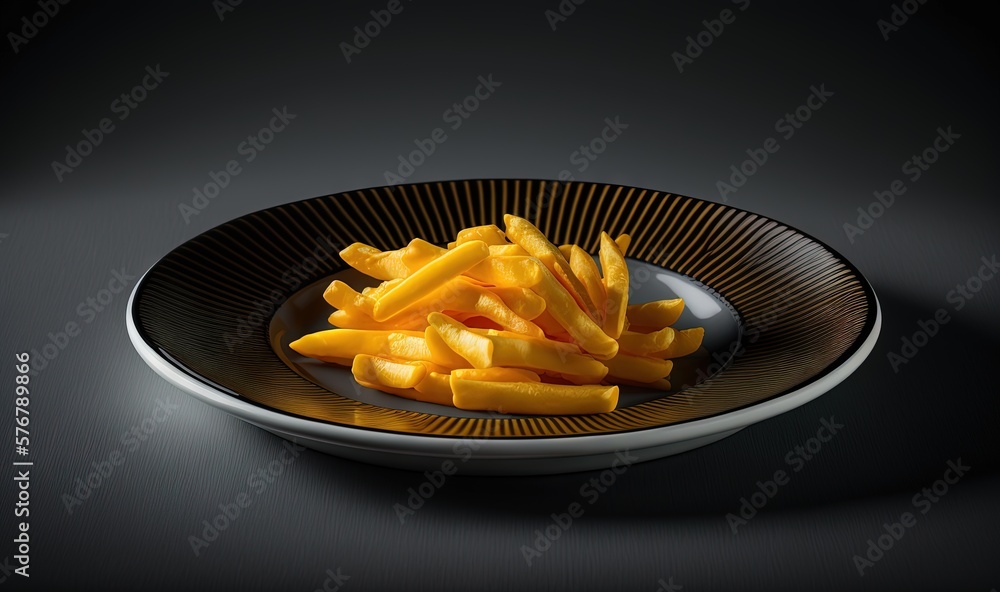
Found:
<box><xmin>127</xmin><ymin>180</ymin><xmax>880</xmax><ymax>474</ymax></box>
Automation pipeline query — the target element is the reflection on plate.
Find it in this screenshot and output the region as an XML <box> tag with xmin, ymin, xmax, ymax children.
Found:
<box><xmin>127</xmin><ymin>180</ymin><xmax>880</xmax><ymax>474</ymax></box>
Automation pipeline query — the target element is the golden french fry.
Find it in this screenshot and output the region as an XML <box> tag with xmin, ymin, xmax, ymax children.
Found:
<box><xmin>457</xmin><ymin>224</ymin><xmax>508</xmax><ymax>246</ymax></box>
<box><xmin>599</xmin><ymin>232</ymin><xmax>629</xmax><ymax>339</ymax></box>
<box><xmin>627</xmin><ymin>299</ymin><xmax>684</xmax><ymax>328</ymax></box>
<box><xmin>426</xmin><ymin>313</ymin><xmax>494</xmax><ymax>369</ymax></box>
<box><xmin>394</xmin><ymin>280</ymin><xmax>544</xmax><ymax>337</ymax></box>
<box><xmin>340</xmin><ymin>243</ymin><xmax>410</xmax><ymax>280</ymax></box>
<box><xmin>401</xmin><ymin>238</ymin><xmax>448</xmax><ymax>272</ymax></box>
<box><xmin>412</xmin><ymin>371</ymin><xmax>454</xmax><ymax>405</ymax></box>
<box><xmin>503</xmin><ymin>214</ymin><xmax>599</xmax><ymax>317</ymax></box>
<box><xmin>489</xmin><ymin>333</ymin><xmax>608</xmax><ymax>382</ymax></box>
<box><xmin>289</xmin><ymin>329</ymin><xmax>431</xmax><ymax>361</ymax></box>
<box><xmin>558</xmin><ymin>244</ymin><xmax>573</xmax><ymax>259</ymax></box>
<box><xmin>452</xmin><ymin>367</ymin><xmax>541</xmax><ymax>382</ymax></box>
<box><xmin>614</xmin><ymin>233</ymin><xmax>632</xmax><ymax>256</ymax></box>
<box><xmin>488</xmin><ymin>244</ymin><xmax>528</xmax><ymax>257</ymax></box>
<box><xmin>531</xmin><ymin>271</ymin><xmax>618</xmax><ymax>359</ymax></box>
<box><xmin>603</xmin><ymin>353</ymin><xmax>673</xmax><ymax>383</ymax></box>
<box><xmin>618</xmin><ymin>327</ymin><xmax>676</xmax><ymax>356</ymax></box>
<box><xmin>488</xmin><ymin>287</ymin><xmax>546</xmax><ymax>320</ymax></box>
<box><xmin>323</xmin><ymin>280</ymin><xmax>376</xmax><ymax>316</ymax></box>
<box><xmin>464</xmin><ymin>256</ymin><xmax>544</xmax><ymax>287</ymax></box>
<box><xmin>569</xmin><ymin>245</ymin><xmax>606</xmax><ymax>319</ymax></box>
<box><xmin>451</xmin><ymin>378</ymin><xmax>618</xmax><ymax>415</ymax></box>
<box><xmin>327</xmin><ymin>310</ymin><xmax>428</xmax><ymax>331</ymax></box>
<box><xmin>362</xmin><ymin>278</ymin><xmax>402</xmax><ymax>299</ymax></box>
<box><xmin>373</xmin><ymin>241</ymin><xmax>490</xmax><ymax>321</ymax></box>
<box><xmin>651</xmin><ymin>327</ymin><xmax>704</xmax><ymax>359</ymax></box>
<box><xmin>352</xmin><ymin>355</ymin><xmax>427</xmax><ymax>389</ymax></box>
<box><xmin>423</xmin><ymin>326</ymin><xmax>473</xmax><ymax>369</ymax></box>
<box><xmin>469</xmin><ymin>328</ymin><xmax>581</xmax><ymax>353</ymax></box>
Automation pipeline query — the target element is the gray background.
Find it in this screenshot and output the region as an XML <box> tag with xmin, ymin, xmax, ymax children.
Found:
<box><xmin>1</xmin><ymin>2</ymin><xmax>998</xmax><ymax>591</ymax></box>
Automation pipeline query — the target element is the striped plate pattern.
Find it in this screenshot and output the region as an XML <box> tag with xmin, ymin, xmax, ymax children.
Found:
<box><xmin>134</xmin><ymin>180</ymin><xmax>876</xmax><ymax>438</ymax></box>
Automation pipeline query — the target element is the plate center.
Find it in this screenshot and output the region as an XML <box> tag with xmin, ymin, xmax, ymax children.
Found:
<box><xmin>270</xmin><ymin>259</ymin><xmax>741</xmax><ymax>418</ymax></box>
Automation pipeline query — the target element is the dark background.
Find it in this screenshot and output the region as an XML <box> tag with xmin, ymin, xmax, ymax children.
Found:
<box><xmin>1</xmin><ymin>2</ymin><xmax>998</xmax><ymax>591</ymax></box>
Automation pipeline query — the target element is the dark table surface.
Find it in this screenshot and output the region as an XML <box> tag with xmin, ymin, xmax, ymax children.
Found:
<box><xmin>1</xmin><ymin>2</ymin><xmax>998</xmax><ymax>591</ymax></box>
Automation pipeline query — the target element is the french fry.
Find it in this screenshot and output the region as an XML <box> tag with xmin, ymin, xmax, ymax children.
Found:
<box><xmin>531</xmin><ymin>272</ymin><xmax>619</xmax><ymax>359</ymax></box>
<box><xmin>451</xmin><ymin>378</ymin><xmax>619</xmax><ymax>415</ymax></box>
<box><xmin>327</xmin><ymin>309</ymin><xmax>428</xmax><ymax>331</ymax></box>
<box><xmin>289</xmin><ymin>329</ymin><xmax>431</xmax><ymax>362</ymax></box>
<box><xmin>489</xmin><ymin>333</ymin><xmax>608</xmax><ymax>383</ymax></box>
<box><xmin>340</xmin><ymin>243</ymin><xmax>410</xmax><ymax>280</ymax></box>
<box><xmin>373</xmin><ymin>241</ymin><xmax>490</xmax><ymax>321</ymax></box>
<box><xmin>603</xmin><ymin>353</ymin><xmax>673</xmax><ymax>383</ymax></box>
<box><xmin>396</xmin><ymin>280</ymin><xmax>544</xmax><ymax>337</ymax></box>
<box><xmin>618</xmin><ymin>327</ymin><xmax>676</xmax><ymax>356</ymax></box>
<box><xmin>569</xmin><ymin>245</ymin><xmax>606</xmax><ymax>319</ymax></box>
<box><xmin>423</xmin><ymin>326</ymin><xmax>473</xmax><ymax>369</ymax></box>
<box><xmin>457</xmin><ymin>224</ymin><xmax>508</xmax><ymax>246</ymax></box>
<box><xmin>401</xmin><ymin>238</ymin><xmax>448</xmax><ymax>272</ymax></box>
<box><xmin>599</xmin><ymin>232</ymin><xmax>629</xmax><ymax>339</ymax></box>
<box><xmin>412</xmin><ymin>371</ymin><xmax>454</xmax><ymax>405</ymax></box>
<box><xmin>488</xmin><ymin>287</ymin><xmax>546</xmax><ymax>320</ymax></box>
<box><xmin>614</xmin><ymin>233</ymin><xmax>632</xmax><ymax>256</ymax></box>
<box><xmin>464</xmin><ymin>256</ymin><xmax>544</xmax><ymax>287</ymax></box>
<box><xmin>323</xmin><ymin>280</ymin><xmax>375</xmax><ymax>316</ymax></box>
<box><xmin>651</xmin><ymin>327</ymin><xmax>705</xmax><ymax>359</ymax></box>
<box><xmin>503</xmin><ymin>214</ymin><xmax>599</xmax><ymax>318</ymax></box>
<box><xmin>558</xmin><ymin>244</ymin><xmax>573</xmax><ymax>259</ymax></box>
<box><xmin>352</xmin><ymin>355</ymin><xmax>426</xmax><ymax>389</ymax></box>
<box><xmin>427</xmin><ymin>312</ymin><xmax>494</xmax><ymax>369</ymax></box>
<box><xmin>627</xmin><ymin>299</ymin><xmax>684</xmax><ymax>328</ymax></box>
<box><xmin>488</xmin><ymin>244</ymin><xmax>528</xmax><ymax>257</ymax></box>
<box><xmin>452</xmin><ymin>367</ymin><xmax>541</xmax><ymax>382</ymax></box>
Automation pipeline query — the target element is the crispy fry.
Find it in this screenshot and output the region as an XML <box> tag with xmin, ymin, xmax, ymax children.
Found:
<box><xmin>618</xmin><ymin>327</ymin><xmax>676</xmax><ymax>356</ymax></box>
<box><xmin>464</xmin><ymin>256</ymin><xmax>544</xmax><ymax>287</ymax></box>
<box><xmin>327</xmin><ymin>309</ymin><xmax>428</xmax><ymax>331</ymax></box>
<box><xmin>614</xmin><ymin>233</ymin><xmax>632</xmax><ymax>256</ymax></box>
<box><xmin>599</xmin><ymin>232</ymin><xmax>629</xmax><ymax>339</ymax></box>
<box><xmin>488</xmin><ymin>244</ymin><xmax>528</xmax><ymax>257</ymax></box>
<box><xmin>373</xmin><ymin>241</ymin><xmax>490</xmax><ymax>321</ymax></box>
<box><xmin>531</xmin><ymin>271</ymin><xmax>618</xmax><ymax>359</ymax></box>
<box><xmin>340</xmin><ymin>243</ymin><xmax>410</xmax><ymax>280</ymax></box>
<box><xmin>488</xmin><ymin>287</ymin><xmax>546</xmax><ymax>320</ymax></box>
<box><xmin>627</xmin><ymin>299</ymin><xmax>684</xmax><ymax>328</ymax></box>
<box><xmin>569</xmin><ymin>245</ymin><xmax>606</xmax><ymax>319</ymax></box>
<box><xmin>323</xmin><ymin>280</ymin><xmax>375</xmax><ymax>316</ymax></box>
<box><xmin>503</xmin><ymin>214</ymin><xmax>599</xmax><ymax>317</ymax></box>
<box><xmin>489</xmin><ymin>333</ymin><xmax>608</xmax><ymax>382</ymax></box>
<box><xmin>451</xmin><ymin>378</ymin><xmax>618</xmax><ymax>415</ymax></box>
<box><xmin>401</xmin><ymin>238</ymin><xmax>448</xmax><ymax>272</ymax></box>
<box><xmin>289</xmin><ymin>329</ymin><xmax>431</xmax><ymax>362</ymax></box>
<box><xmin>423</xmin><ymin>326</ymin><xmax>473</xmax><ymax>369</ymax></box>
<box><xmin>412</xmin><ymin>371</ymin><xmax>454</xmax><ymax>405</ymax></box>
<box><xmin>457</xmin><ymin>224</ymin><xmax>508</xmax><ymax>246</ymax></box>
<box><xmin>426</xmin><ymin>312</ymin><xmax>494</xmax><ymax>369</ymax></box>
<box><xmin>352</xmin><ymin>355</ymin><xmax>426</xmax><ymax>389</ymax></box>
<box><xmin>452</xmin><ymin>367</ymin><xmax>541</xmax><ymax>382</ymax></box>
<box><xmin>603</xmin><ymin>353</ymin><xmax>673</xmax><ymax>383</ymax></box>
<box><xmin>651</xmin><ymin>327</ymin><xmax>704</xmax><ymax>359</ymax></box>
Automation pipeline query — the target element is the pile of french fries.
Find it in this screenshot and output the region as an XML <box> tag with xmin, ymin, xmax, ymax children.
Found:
<box><xmin>289</xmin><ymin>214</ymin><xmax>704</xmax><ymax>415</ymax></box>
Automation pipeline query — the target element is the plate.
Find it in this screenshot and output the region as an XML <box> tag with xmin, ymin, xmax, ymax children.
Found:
<box><xmin>127</xmin><ymin>179</ymin><xmax>880</xmax><ymax>475</ymax></box>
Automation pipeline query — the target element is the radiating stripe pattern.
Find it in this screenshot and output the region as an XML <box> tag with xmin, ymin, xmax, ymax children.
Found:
<box><xmin>135</xmin><ymin>180</ymin><xmax>875</xmax><ymax>438</ymax></box>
